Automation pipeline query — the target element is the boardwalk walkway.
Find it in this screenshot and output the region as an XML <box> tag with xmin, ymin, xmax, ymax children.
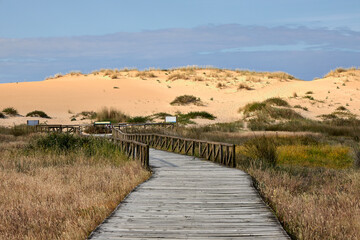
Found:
<box><xmin>89</xmin><ymin>149</ymin><xmax>289</xmax><ymax>239</ymax></box>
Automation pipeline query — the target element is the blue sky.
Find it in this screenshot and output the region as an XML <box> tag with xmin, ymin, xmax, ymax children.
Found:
<box><xmin>0</xmin><ymin>0</ymin><xmax>359</xmax><ymax>82</ymax></box>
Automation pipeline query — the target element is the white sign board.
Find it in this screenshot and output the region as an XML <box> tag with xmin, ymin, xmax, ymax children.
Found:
<box><xmin>165</xmin><ymin>116</ymin><xmax>177</xmax><ymax>123</ymax></box>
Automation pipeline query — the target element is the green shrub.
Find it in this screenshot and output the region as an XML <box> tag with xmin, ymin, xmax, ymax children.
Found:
<box><xmin>240</xmin><ymin>102</ymin><xmax>267</xmax><ymax>114</ymax></box>
<box><xmin>0</xmin><ymin>112</ymin><xmax>5</xmax><ymax>118</ymax></box>
<box><xmin>267</xmin><ymin>108</ymin><xmax>303</xmax><ymax>120</ymax></box>
<box><xmin>336</xmin><ymin>106</ymin><xmax>348</xmax><ymax>111</ymax></box>
<box><xmin>177</xmin><ymin>111</ymin><xmax>216</xmax><ymax>124</ymax></box>
<box><xmin>26</xmin><ymin>110</ymin><xmax>50</xmax><ymax>118</ymax></box>
<box><xmin>28</xmin><ymin>133</ymin><xmax>126</xmax><ymax>163</ymax></box>
<box><xmin>0</xmin><ymin>125</ymin><xmax>36</xmax><ymax>136</ymax></box>
<box><xmin>170</xmin><ymin>95</ymin><xmax>202</xmax><ymax>106</ymax></box>
<box><xmin>151</xmin><ymin>112</ymin><xmax>172</xmax><ymax>120</ymax></box>
<box><xmin>264</xmin><ymin>97</ymin><xmax>290</xmax><ymax>107</ymax></box>
<box><xmin>243</xmin><ymin>136</ymin><xmax>277</xmax><ymax>167</ymax></box>
<box><xmin>128</xmin><ymin>116</ymin><xmax>150</xmax><ymax>123</ymax></box>
<box><xmin>2</xmin><ymin>107</ymin><xmax>18</xmax><ymax>116</ymax></box>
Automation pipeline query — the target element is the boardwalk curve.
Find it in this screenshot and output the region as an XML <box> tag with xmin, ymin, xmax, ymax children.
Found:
<box><xmin>89</xmin><ymin>149</ymin><xmax>289</xmax><ymax>239</ymax></box>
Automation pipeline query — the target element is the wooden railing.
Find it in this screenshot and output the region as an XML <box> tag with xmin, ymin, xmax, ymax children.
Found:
<box><xmin>35</xmin><ymin>125</ymin><xmax>81</xmax><ymax>134</ymax></box>
<box><xmin>113</xmin><ymin>129</ymin><xmax>236</xmax><ymax>168</ymax></box>
<box><xmin>112</xmin><ymin>129</ymin><xmax>150</xmax><ymax>169</ymax></box>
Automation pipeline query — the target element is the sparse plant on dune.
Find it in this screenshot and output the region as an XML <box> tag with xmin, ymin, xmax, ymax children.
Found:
<box><xmin>263</xmin><ymin>97</ymin><xmax>290</xmax><ymax>107</ymax></box>
<box><xmin>167</xmin><ymin>73</ymin><xmax>190</xmax><ymax>81</ymax></box>
<box><xmin>238</xmin><ymin>83</ymin><xmax>254</xmax><ymax>90</ymax></box>
<box><xmin>170</xmin><ymin>95</ymin><xmax>203</xmax><ymax>106</ymax></box>
<box><xmin>135</xmin><ymin>71</ymin><xmax>157</xmax><ymax>78</ymax></box>
<box><xmin>2</xmin><ymin>107</ymin><xmax>18</xmax><ymax>116</ymax></box>
<box><xmin>26</xmin><ymin>110</ymin><xmax>50</xmax><ymax>118</ymax></box>
<box><xmin>96</xmin><ymin>107</ymin><xmax>129</xmax><ymax>123</ymax></box>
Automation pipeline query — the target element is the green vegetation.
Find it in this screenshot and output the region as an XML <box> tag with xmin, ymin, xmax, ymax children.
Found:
<box><xmin>2</xmin><ymin>107</ymin><xmax>18</xmax><ymax>116</ymax></box>
<box><xmin>336</xmin><ymin>106</ymin><xmax>347</xmax><ymax>111</ymax></box>
<box><xmin>293</xmin><ymin>105</ymin><xmax>308</xmax><ymax>111</ymax></box>
<box><xmin>0</xmin><ymin>112</ymin><xmax>5</xmax><ymax>118</ymax></box>
<box><xmin>170</xmin><ymin>95</ymin><xmax>203</xmax><ymax>106</ymax></box>
<box><xmin>263</xmin><ymin>97</ymin><xmax>290</xmax><ymax>107</ymax></box>
<box><xmin>177</xmin><ymin>111</ymin><xmax>216</xmax><ymax>124</ymax></box>
<box><xmin>128</xmin><ymin>116</ymin><xmax>150</xmax><ymax>123</ymax></box>
<box><xmin>240</xmin><ymin>98</ymin><xmax>302</xmax><ymax>122</ymax></box>
<box><xmin>0</xmin><ymin>125</ymin><xmax>36</xmax><ymax>136</ymax></box>
<box><xmin>26</xmin><ymin>110</ymin><xmax>51</xmax><ymax>118</ymax></box>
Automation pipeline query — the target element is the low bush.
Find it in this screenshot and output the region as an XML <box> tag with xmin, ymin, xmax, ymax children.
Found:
<box><xmin>26</xmin><ymin>110</ymin><xmax>50</xmax><ymax>118</ymax></box>
<box><xmin>240</xmin><ymin>102</ymin><xmax>267</xmax><ymax>114</ymax></box>
<box><xmin>264</xmin><ymin>97</ymin><xmax>290</xmax><ymax>107</ymax></box>
<box><xmin>128</xmin><ymin>116</ymin><xmax>150</xmax><ymax>123</ymax></box>
<box><xmin>0</xmin><ymin>112</ymin><xmax>5</xmax><ymax>118</ymax></box>
<box><xmin>177</xmin><ymin>111</ymin><xmax>216</xmax><ymax>124</ymax></box>
<box><xmin>170</xmin><ymin>95</ymin><xmax>202</xmax><ymax>106</ymax></box>
<box><xmin>242</xmin><ymin>136</ymin><xmax>277</xmax><ymax>168</ymax></box>
<box><xmin>2</xmin><ymin>107</ymin><xmax>18</xmax><ymax>116</ymax></box>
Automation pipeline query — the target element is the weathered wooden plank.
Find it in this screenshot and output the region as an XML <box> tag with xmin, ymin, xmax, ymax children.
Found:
<box><xmin>89</xmin><ymin>149</ymin><xmax>289</xmax><ymax>239</ymax></box>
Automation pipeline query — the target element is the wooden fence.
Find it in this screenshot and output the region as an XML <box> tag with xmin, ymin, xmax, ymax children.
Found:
<box><xmin>35</xmin><ymin>125</ymin><xmax>81</xmax><ymax>134</ymax></box>
<box><xmin>112</xmin><ymin>136</ymin><xmax>150</xmax><ymax>169</ymax></box>
<box><xmin>113</xmin><ymin>128</ymin><xmax>236</xmax><ymax>168</ymax></box>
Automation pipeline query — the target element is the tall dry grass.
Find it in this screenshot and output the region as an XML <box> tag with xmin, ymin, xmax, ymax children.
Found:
<box><xmin>248</xmin><ymin>167</ymin><xmax>360</xmax><ymax>239</ymax></box>
<box><xmin>0</xmin><ymin>134</ymin><xmax>150</xmax><ymax>239</ymax></box>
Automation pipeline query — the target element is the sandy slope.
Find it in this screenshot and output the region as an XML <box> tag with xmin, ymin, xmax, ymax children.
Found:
<box><xmin>0</xmin><ymin>68</ymin><xmax>359</xmax><ymax>127</ymax></box>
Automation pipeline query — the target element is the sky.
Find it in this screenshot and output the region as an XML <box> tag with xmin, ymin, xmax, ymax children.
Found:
<box><xmin>0</xmin><ymin>0</ymin><xmax>359</xmax><ymax>82</ymax></box>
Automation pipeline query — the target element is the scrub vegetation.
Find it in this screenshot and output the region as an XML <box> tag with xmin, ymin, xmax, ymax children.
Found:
<box><xmin>0</xmin><ymin>132</ymin><xmax>150</xmax><ymax>239</ymax></box>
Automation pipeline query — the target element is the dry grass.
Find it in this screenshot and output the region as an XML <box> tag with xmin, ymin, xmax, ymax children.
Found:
<box><xmin>0</xmin><ymin>134</ymin><xmax>150</xmax><ymax>239</ymax></box>
<box><xmin>96</xmin><ymin>107</ymin><xmax>129</xmax><ymax>123</ymax></box>
<box><xmin>167</xmin><ymin>73</ymin><xmax>190</xmax><ymax>81</ymax></box>
<box><xmin>248</xmin><ymin>167</ymin><xmax>360</xmax><ymax>239</ymax></box>
<box><xmin>238</xmin><ymin>83</ymin><xmax>254</xmax><ymax>90</ymax></box>
<box><xmin>324</xmin><ymin>67</ymin><xmax>358</xmax><ymax>78</ymax></box>
<box><xmin>135</xmin><ymin>71</ymin><xmax>157</xmax><ymax>78</ymax></box>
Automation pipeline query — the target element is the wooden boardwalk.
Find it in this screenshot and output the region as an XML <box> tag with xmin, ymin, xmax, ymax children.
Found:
<box><xmin>89</xmin><ymin>149</ymin><xmax>289</xmax><ymax>239</ymax></box>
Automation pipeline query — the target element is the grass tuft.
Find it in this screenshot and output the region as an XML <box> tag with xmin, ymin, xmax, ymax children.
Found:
<box><xmin>96</xmin><ymin>107</ymin><xmax>128</xmax><ymax>123</ymax></box>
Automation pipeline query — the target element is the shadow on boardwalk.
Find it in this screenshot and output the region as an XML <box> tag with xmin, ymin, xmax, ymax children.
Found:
<box><xmin>89</xmin><ymin>149</ymin><xmax>289</xmax><ymax>239</ymax></box>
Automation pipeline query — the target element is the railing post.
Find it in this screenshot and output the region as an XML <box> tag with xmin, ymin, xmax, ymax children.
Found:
<box><xmin>232</xmin><ymin>144</ymin><xmax>236</xmax><ymax>168</ymax></box>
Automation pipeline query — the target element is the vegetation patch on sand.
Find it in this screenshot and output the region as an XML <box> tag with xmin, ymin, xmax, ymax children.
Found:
<box><xmin>96</xmin><ymin>107</ymin><xmax>129</xmax><ymax>123</ymax></box>
<box><xmin>26</xmin><ymin>110</ymin><xmax>51</xmax><ymax>119</ymax></box>
<box><xmin>170</xmin><ymin>95</ymin><xmax>203</xmax><ymax>106</ymax></box>
<box><xmin>2</xmin><ymin>107</ymin><xmax>18</xmax><ymax>116</ymax></box>
<box><xmin>0</xmin><ymin>132</ymin><xmax>150</xmax><ymax>239</ymax></box>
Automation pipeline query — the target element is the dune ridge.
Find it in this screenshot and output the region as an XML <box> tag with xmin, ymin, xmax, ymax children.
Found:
<box><xmin>0</xmin><ymin>66</ymin><xmax>359</xmax><ymax>127</ymax></box>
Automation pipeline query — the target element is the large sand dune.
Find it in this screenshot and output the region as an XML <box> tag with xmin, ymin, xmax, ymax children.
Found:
<box><xmin>0</xmin><ymin>67</ymin><xmax>359</xmax><ymax>126</ymax></box>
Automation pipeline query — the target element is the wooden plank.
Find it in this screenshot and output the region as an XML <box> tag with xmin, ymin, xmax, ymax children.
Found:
<box><xmin>89</xmin><ymin>149</ymin><xmax>289</xmax><ymax>239</ymax></box>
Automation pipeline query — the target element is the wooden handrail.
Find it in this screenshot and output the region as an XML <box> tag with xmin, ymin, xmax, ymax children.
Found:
<box><xmin>113</xmin><ymin>129</ymin><xmax>236</xmax><ymax>168</ymax></box>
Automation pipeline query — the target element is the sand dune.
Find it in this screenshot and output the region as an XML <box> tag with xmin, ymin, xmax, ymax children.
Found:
<box><xmin>0</xmin><ymin>67</ymin><xmax>359</xmax><ymax>126</ymax></box>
